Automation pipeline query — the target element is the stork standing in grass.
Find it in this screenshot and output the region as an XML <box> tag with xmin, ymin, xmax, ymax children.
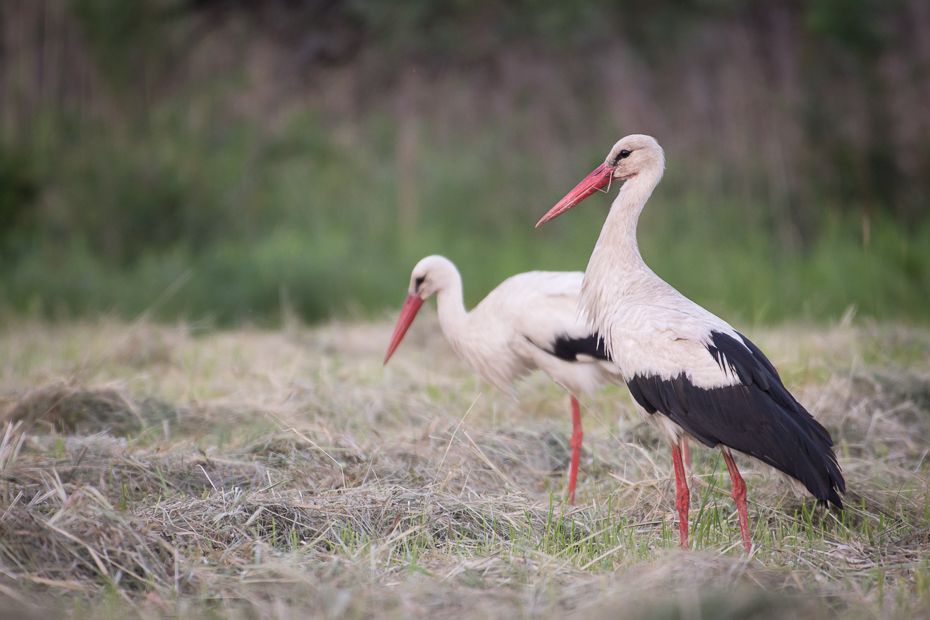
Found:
<box><xmin>536</xmin><ymin>135</ymin><xmax>844</xmax><ymax>552</ymax></box>
<box><xmin>384</xmin><ymin>255</ymin><xmax>624</xmax><ymax>504</ymax></box>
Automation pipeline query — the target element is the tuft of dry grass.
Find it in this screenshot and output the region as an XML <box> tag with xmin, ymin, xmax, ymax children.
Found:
<box><xmin>3</xmin><ymin>383</ymin><xmax>145</xmax><ymax>434</ymax></box>
<box><xmin>0</xmin><ymin>317</ymin><xmax>929</xmax><ymax>618</ymax></box>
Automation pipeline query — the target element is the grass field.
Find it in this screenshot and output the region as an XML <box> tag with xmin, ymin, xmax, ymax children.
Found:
<box><xmin>1</xmin><ymin>315</ymin><xmax>929</xmax><ymax>618</ymax></box>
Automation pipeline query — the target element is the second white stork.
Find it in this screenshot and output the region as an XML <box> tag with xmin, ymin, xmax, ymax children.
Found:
<box><xmin>383</xmin><ymin>255</ymin><xmax>624</xmax><ymax>504</ymax></box>
<box><xmin>536</xmin><ymin>134</ymin><xmax>845</xmax><ymax>553</ymax></box>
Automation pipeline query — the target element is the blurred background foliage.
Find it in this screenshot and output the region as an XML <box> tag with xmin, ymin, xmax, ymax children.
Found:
<box><xmin>0</xmin><ymin>0</ymin><xmax>928</xmax><ymax>326</ymax></box>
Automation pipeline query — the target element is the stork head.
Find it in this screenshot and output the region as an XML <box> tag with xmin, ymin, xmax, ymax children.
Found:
<box><xmin>536</xmin><ymin>134</ymin><xmax>665</xmax><ymax>226</ymax></box>
<box><xmin>406</xmin><ymin>255</ymin><xmax>458</xmax><ymax>300</ymax></box>
<box><xmin>384</xmin><ymin>255</ymin><xmax>459</xmax><ymax>364</ymax></box>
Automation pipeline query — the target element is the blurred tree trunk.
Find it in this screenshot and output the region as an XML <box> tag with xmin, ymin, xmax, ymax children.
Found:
<box><xmin>1</xmin><ymin>0</ymin><xmax>99</xmax><ymax>147</ymax></box>
<box><xmin>395</xmin><ymin>72</ymin><xmax>421</xmax><ymax>235</ymax></box>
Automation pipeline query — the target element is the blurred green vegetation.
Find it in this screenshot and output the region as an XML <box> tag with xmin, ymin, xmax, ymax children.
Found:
<box><xmin>0</xmin><ymin>0</ymin><xmax>927</xmax><ymax>326</ymax></box>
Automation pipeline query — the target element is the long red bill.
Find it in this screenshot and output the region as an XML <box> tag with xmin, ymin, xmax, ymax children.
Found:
<box><xmin>383</xmin><ymin>294</ymin><xmax>426</xmax><ymax>364</ymax></box>
<box><xmin>536</xmin><ymin>162</ymin><xmax>614</xmax><ymax>227</ymax></box>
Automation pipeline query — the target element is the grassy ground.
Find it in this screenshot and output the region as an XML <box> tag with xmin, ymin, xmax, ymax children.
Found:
<box><xmin>1</xmin><ymin>315</ymin><xmax>929</xmax><ymax>618</ymax></box>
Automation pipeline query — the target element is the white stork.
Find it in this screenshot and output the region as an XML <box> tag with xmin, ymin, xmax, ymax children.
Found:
<box><xmin>536</xmin><ymin>135</ymin><xmax>844</xmax><ymax>552</ymax></box>
<box><xmin>383</xmin><ymin>255</ymin><xmax>624</xmax><ymax>504</ymax></box>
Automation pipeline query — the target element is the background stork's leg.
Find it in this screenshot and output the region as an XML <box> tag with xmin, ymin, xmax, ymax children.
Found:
<box><xmin>671</xmin><ymin>442</ymin><xmax>690</xmax><ymax>549</ymax></box>
<box><xmin>721</xmin><ymin>448</ymin><xmax>753</xmax><ymax>553</ymax></box>
<box><xmin>568</xmin><ymin>395</ymin><xmax>583</xmax><ymax>505</ymax></box>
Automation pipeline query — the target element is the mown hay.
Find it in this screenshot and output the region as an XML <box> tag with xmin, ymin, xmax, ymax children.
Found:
<box><xmin>2</xmin><ymin>384</ymin><xmax>144</xmax><ymax>434</ymax></box>
<box><xmin>0</xmin><ymin>321</ymin><xmax>928</xmax><ymax>618</ymax></box>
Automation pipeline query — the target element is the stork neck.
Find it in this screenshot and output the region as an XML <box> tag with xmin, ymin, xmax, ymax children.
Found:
<box><xmin>579</xmin><ymin>170</ymin><xmax>661</xmax><ymax>348</ymax></box>
<box><xmin>591</xmin><ymin>169</ymin><xmax>661</xmax><ymax>277</ymax></box>
<box><xmin>434</xmin><ymin>270</ymin><xmax>469</xmax><ymax>344</ymax></box>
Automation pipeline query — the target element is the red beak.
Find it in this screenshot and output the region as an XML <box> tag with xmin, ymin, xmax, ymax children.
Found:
<box><xmin>536</xmin><ymin>162</ymin><xmax>614</xmax><ymax>227</ymax></box>
<box><xmin>384</xmin><ymin>294</ymin><xmax>426</xmax><ymax>364</ymax></box>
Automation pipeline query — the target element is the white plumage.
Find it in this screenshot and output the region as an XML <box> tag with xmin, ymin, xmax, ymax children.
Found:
<box><xmin>384</xmin><ymin>255</ymin><xmax>623</xmax><ymax>503</ymax></box>
<box><xmin>538</xmin><ymin>134</ymin><xmax>844</xmax><ymax>553</ymax></box>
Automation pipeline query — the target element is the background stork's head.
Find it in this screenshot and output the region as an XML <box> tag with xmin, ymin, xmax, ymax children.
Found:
<box><xmin>385</xmin><ymin>255</ymin><xmax>460</xmax><ymax>364</ymax></box>
<box><xmin>408</xmin><ymin>255</ymin><xmax>459</xmax><ymax>300</ymax></box>
<box><xmin>536</xmin><ymin>134</ymin><xmax>665</xmax><ymax>226</ymax></box>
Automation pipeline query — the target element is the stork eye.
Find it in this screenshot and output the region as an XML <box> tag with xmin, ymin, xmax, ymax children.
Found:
<box><xmin>619</xmin><ymin>149</ymin><xmax>632</xmax><ymax>159</ymax></box>
<box><xmin>414</xmin><ymin>276</ymin><xmax>426</xmax><ymax>290</ymax></box>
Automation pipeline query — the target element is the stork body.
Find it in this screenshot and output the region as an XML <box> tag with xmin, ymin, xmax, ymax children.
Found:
<box><xmin>384</xmin><ymin>255</ymin><xmax>623</xmax><ymax>503</ymax></box>
<box><xmin>537</xmin><ymin>135</ymin><xmax>844</xmax><ymax>552</ymax></box>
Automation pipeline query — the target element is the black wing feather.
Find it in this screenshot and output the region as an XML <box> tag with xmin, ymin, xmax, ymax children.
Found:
<box><xmin>627</xmin><ymin>330</ymin><xmax>845</xmax><ymax>509</ymax></box>
<box><xmin>548</xmin><ymin>333</ymin><xmax>611</xmax><ymax>362</ymax></box>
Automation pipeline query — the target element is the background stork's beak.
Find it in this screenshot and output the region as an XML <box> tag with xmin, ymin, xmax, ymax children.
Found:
<box><xmin>383</xmin><ymin>294</ymin><xmax>426</xmax><ymax>364</ymax></box>
<box><xmin>536</xmin><ymin>162</ymin><xmax>614</xmax><ymax>227</ymax></box>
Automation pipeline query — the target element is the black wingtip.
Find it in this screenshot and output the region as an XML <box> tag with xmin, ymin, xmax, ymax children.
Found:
<box><xmin>821</xmin><ymin>490</ymin><xmax>843</xmax><ymax>511</ymax></box>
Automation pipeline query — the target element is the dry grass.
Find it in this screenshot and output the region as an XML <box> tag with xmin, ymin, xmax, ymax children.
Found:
<box><xmin>0</xmin><ymin>315</ymin><xmax>929</xmax><ymax>618</ymax></box>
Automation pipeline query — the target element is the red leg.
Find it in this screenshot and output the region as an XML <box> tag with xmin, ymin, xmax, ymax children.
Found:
<box><xmin>682</xmin><ymin>437</ymin><xmax>693</xmax><ymax>490</ymax></box>
<box><xmin>721</xmin><ymin>448</ymin><xmax>752</xmax><ymax>554</ymax></box>
<box><xmin>670</xmin><ymin>442</ymin><xmax>690</xmax><ymax>549</ymax></box>
<box><xmin>568</xmin><ymin>395</ymin><xmax>583</xmax><ymax>505</ymax></box>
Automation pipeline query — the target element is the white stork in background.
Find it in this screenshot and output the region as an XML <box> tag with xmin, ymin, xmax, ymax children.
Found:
<box><xmin>383</xmin><ymin>255</ymin><xmax>624</xmax><ymax>504</ymax></box>
<box><xmin>536</xmin><ymin>135</ymin><xmax>845</xmax><ymax>552</ymax></box>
